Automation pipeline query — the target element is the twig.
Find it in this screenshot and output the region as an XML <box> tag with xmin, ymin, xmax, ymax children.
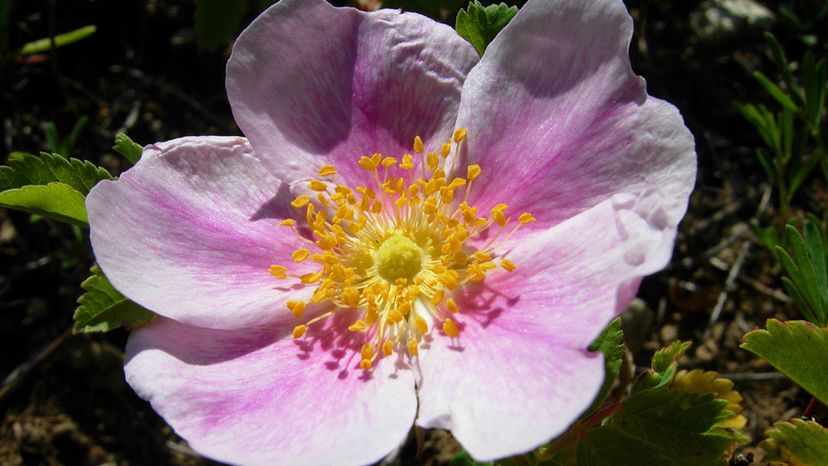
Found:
<box><xmin>0</xmin><ymin>326</ymin><xmax>73</xmax><ymax>404</ymax></box>
<box><xmin>703</xmin><ymin>241</ymin><xmax>752</xmax><ymax>341</ymax></box>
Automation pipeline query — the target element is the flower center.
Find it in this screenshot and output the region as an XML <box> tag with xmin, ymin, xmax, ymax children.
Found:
<box><xmin>269</xmin><ymin>129</ymin><xmax>535</xmax><ymax>370</ymax></box>
<box><xmin>376</xmin><ymin>231</ymin><xmax>423</xmax><ymax>281</ymax></box>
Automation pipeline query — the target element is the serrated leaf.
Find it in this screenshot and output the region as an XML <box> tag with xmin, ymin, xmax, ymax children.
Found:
<box><xmin>584</xmin><ymin>317</ymin><xmax>624</xmax><ymax>415</ymax></box>
<box><xmin>195</xmin><ymin>0</ymin><xmax>248</xmax><ymax>51</ymax></box>
<box><xmin>19</xmin><ymin>25</ymin><xmax>96</xmax><ymax>55</ymax></box>
<box><xmin>0</xmin><ymin>152</ymin><xmax>111</xmax><ymax>194</ymax></box>
<box><xmin>638</xmin><ymin>340</ymin><xmax>691</xmax><ymax>390</ymax></box>
<box><xmin>73</xmin><ymin>266</ymin><xmax>154</xmax><ymax>333</ymax></box>
<box><xmin>113</xmin><ymin>132</ymin><xmax>143</xmax><ymax>165</ymax></box>
<box><xmin>761</xmin><ymin>419</ymin><xmax>828</xmax><ymax>466</ymax></box>
<box><xmin>741</xmin><ymin>319</ymin><xmax>828</xmax><ymax>405</ymax></box>
<box><xmin>0</xmin><ymin>182</ymin><xmax>88</xmax><ymax>225</ymax></box>
<box><xmin>576</xmin><ymin>388</ymin><xmax>744</xmax><ymax>466</ymax></box>
<box><xmin>455</xmin><ymin>1</ymin><xmax>517</xmax><ymax>55</ymax></box>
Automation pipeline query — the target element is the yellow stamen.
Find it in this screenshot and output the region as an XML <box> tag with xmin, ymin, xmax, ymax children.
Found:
<box><xmin>272</xmin><ymin>130</ymin><xmax>518</xmax><ymax>362</ymax></box>
<box><xmin>443</xmin><ymin>318</ymin><xmax>460</xmax><ymax>337</ymax></box>
<box><xmin>413</xmin><ymin>136</ymin><xmax>424</xmax><ymax>154</ymax></box>
<box><xmin>290</xmin><ymin>195</ymin><xmax>310</xmax><ymax>208</ymax></box>
<box><xmin>453</xmin><ymin>128</ymin><xmax>467</xmax><ymax>143</ymax></box>
<box><xmin>519</xmin><ymin>212</ymin><xmax>536</xmax><ymax>224</ymax></box>
<box><xmin>446</xmin><ymin>297</ymin><xmax>458</xmax><ymax>314</ymax></box>
<box><xmin>319</xmin><ymin>165</ymin><xmax>337</xmax><ymax>177</ymax></box>
<box><xmin>292</xmin><ymin>248</ymin><xmax>310</xmax><ymax>262</ymax></box>
<box><xmin>501</xmin><ymin>258</ymin><xmax>516</xmax><ymax>272</ymax></box>
<box><xmin>269</xmin><ymin>265</ymin><xmax>288</xmax><ymax>279</ymax></box>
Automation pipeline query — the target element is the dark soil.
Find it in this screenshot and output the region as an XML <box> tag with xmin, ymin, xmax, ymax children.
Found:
<box><xmin>1</xmin><ymin>0</ymin><xmax>826</xmax><ymax>465</ymax></box>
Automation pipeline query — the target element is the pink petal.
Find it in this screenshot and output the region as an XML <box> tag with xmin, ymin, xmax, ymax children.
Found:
<box><xmin>227</xmin><ymin>0</ymin><xmax>478</xmax><ymax>187</ymax></box>
<box><xmin>87</xmin><ymin>136</ymin><xmax>315</xmax><ymax>330</ymax></box>
<box><xmin>454</xmin><ymin>0</ymin><xmax>695</xmax><ymax>232</ymax></box>
<box><xmin>417</xmin><ymin>199</ymin><xmax>668</xmax><ymax>459</ymax></box>
<box><xmin>125</xmin><ymin>315</ymin><xmax>417</xmax><ymax>466</ymax></box>
<box><xmin>416</xmin><ymin>314</ymin><xmax>603</xmax><ymax>461</ymax></box>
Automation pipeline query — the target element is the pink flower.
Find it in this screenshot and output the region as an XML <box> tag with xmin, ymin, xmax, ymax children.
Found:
<box><xmin>86</xmin><ymin>0</ymin><xmax>695</xmax><ymax>464</ymax></box>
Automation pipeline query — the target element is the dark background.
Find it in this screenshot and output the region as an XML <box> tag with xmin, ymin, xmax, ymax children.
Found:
<box><xmin>1</xmin><ymin>0</ymin><xmax>826</xmax><ymax>464</ymax></box>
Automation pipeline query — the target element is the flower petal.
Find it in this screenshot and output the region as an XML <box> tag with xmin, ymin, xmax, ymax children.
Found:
<box><xmin>125</xmin><ymin>315</ymin><xmax>417</xmax><ymax>466</ymax></box>
<box><xmin>417</xmin><ymin>199</ymin><xmax>669</xmax><ymax>459</ymax></box>
<box><xmin>416</xmin><ymin>316</ymin><xmax>603</xmax><ymax>461</ymax></box>
<box><xmin>88</xmin><ymin>136</ymin><xmax>314</xmax><ymax>330</ymax></box>
<box><xmin>227</xmin><ymin>0</ymin><xmax>478</xmax><ymax>187</ymax></box>
<box><xmin>454</xmin><ymin>0</ymin><xmax>695</xmax><ymax>230</ymax></box>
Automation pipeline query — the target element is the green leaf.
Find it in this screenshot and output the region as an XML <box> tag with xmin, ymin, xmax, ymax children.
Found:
<box><xmin>195</xmin><ymin>0</ymin><xmax>248</xmax><ymax>51</ymax></box>
<box><xmin>753</xmin><ymin>71</ymin><xmax>799</xmax><ymax>112</ymax></box>
<box><xmin>761</xmin><ymin>419</ymin><xmax>828</xmax><ymax>466</ymax></box>
<box><xmin>778</xmin><ymin>224</ymin><xmax>828</xmax><ymax>325</ymax></box>
<box><xmin>74</xmin><ymin>266</ymin><xmax>155</xmax><ymax>333</ymax></box>
<box><xmin>802</xmin><ymin>52</ymin><xmax>826</xmax><ymax>134</ymax></box>
<box><xmin>640</xmin><ymin>340</ymin><xmax>691</xmax><ymax>390</ymax></box>
<box><xmin>0</xmin><ymin>152</ymin><xmax>112</xmax><ymax>195</ymax></box>
<box><xmin>455</xmin><ymin>1</ymin><xmax>518</xmax><ymax>55</ymax></box>
<box><xmin>0</xmin><ymin>182</ymin><xmax>88</xmax><ymax>225</ymax></box>
<box><xmin>741</xmin><ymin>319</ymin><xmax>828</xmax><ymax>405</ymax></box>
<box><xmin>113</xmin><ymin>132</ymin><xmax>144</xmax><ymax>165</ymax></box>
<box><xmin>576</xmin><ymin>388</ymin><xmax>744</xmax><ymax>466</ymax></box>
<box><xmin>764</xmin><ymin>33</ymin><xmax>804</xmax><ymax>107</ymax></box>
<box><xmin>19</xmin><ymin>25</ymin><xmax>96</xmax><ymax>55</ymax></box>
<box><xmin>450</xmin><ymin>451</ymin><xmax>494</xmax><ymax>466</ymax></box>
<box><xmin>584</xmin><ymin>317</ymin><xmax>624</xmax><ymax>415</ymax></box>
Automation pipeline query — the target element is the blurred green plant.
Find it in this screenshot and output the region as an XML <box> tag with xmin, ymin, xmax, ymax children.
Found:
<box><xmin>43</xmin><ymin>116</ymin><xmax>88</xmax><ymax>157</ymax></box>
<box><xmin>18</xmin><ymin>24</ymin><xmax>96</xmax><ymax>56</ymax></box>
<box><xmin>737</xmin><ymin>33</ymin><xmax>826</xmax><ymax>217</ymax></box>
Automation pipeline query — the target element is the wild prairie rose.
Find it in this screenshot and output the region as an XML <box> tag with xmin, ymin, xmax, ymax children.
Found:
<box><xmin>86</xmin><ymin>0</ymin><xmax>696</xmax><ymax>464</ymax></box>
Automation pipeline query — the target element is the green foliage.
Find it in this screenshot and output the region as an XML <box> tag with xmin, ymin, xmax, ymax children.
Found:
<box><xmin>0</xmin><ymin>182</ymin><xmax>88</xmax><ymax>225</ymax></box>
<box><xmin>760</xmin><ymin>419</ymin><xmax>828</xmax><ymax>466</ymax></box>
<box><xmin>455</xmin><ymin>1</ymin><xmax>517</xmax><ymax>55</ymax></box>
<box><xmin>775</xmin><ymin>220</ymin><xmax>828</xmax><ymax>325</ymax></box>
<box><xmin>195</xmin><ymin>0</ymin><xmax>248</xmax><ymax>51</ymax></box>
<box><xmin>450</xmin><ymin>451</ymin><xmax>494</xmax><ymax>466</ymax></box>
<box><xmin>43</xmin><ymin>116</ymin><xmax>88</xmax><ymax>157</ymax></box>
<box><xmin>777</xmin><ymin>1</ymin><xmax>828</xmax><ymax>34</ymax></box>
<box><xmin>19</xmin><ymin>25</ymin><xmax>96</xmax><ymax>55</ymax></box>
<box><xmin>741</xmin><ymin>319</ymin><xmax>828</xmax><ymax>405</ymax></box>
<box><xmin>113</xmin><ymin>132</ymin><xmax>144</xmax><ymax>165</ymax></box>
<box><xmin>536</xmin><ymin>341</ymin><xmax>744</xmax><ymax>466</ymax></box>
<box><xmin>584</xmin><ymin>318</ymin><xmax>624</xmax><ymax>416</ymax></box>
<box><xmin>74</xmin><ymin>266</ymin><xmax>155</xmax><ymax>333</ymax></box>
<box><xmin>576</xmin><ymin>389</ymin><xmax>743</xmax><ymax>466</ymax></box>
<box><xmin>0</xmin><ymin>151</ymin><xmax>111</xmax><ymax>225</ymax></box>
<box><xmin>738</xmin><ymin>33</ymin><xmax>827</xmax><ymax>215</ymax></box>
<box><xmin>637</xmin><ymin>340</ymin><xmax>691</xmax><ymax>391</ymax></box>
<box><xmin>0</xmin><ymin>152</ymin><xmax>111</xmax><ymax>195</ymax></box>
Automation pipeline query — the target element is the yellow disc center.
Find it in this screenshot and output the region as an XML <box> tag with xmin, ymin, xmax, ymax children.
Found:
<box><xmin>376</xmin><ymin>231</ymin><xmax>423</xmax><ymax>281</ymax></box>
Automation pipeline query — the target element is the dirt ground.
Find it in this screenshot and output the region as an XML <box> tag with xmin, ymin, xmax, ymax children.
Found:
<box><xmin>1</xmin><ymin>0</ymin><xmax>825</xmax><ymax>465</ymax></box>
